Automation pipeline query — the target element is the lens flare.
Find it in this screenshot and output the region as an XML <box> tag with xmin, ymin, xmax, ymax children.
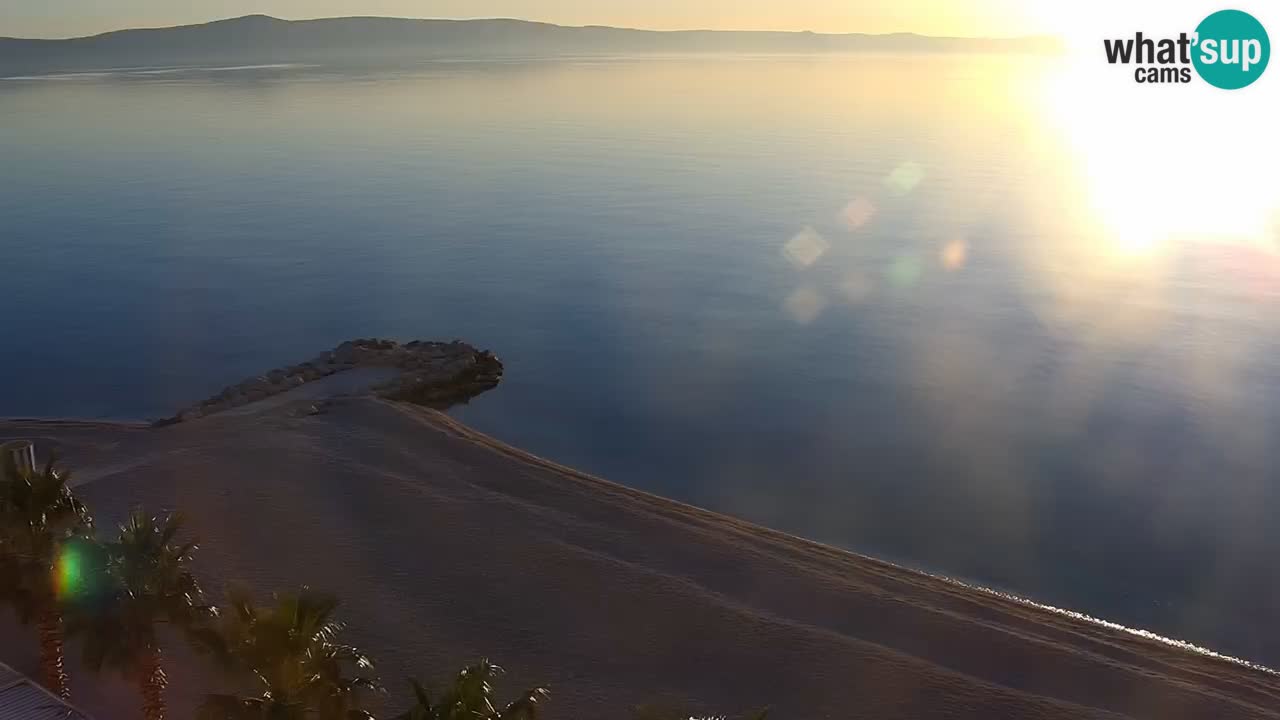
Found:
<box><xmin>55</xmin><ymin>545</ymin><xmax>84</xmax><ymax>599</ymax></box>
<box><xmin>887</xmin><ymin>255</ymin><xmax>923</xmax><ymax>288</ymax></box>
<box><xmin>840</xmin><ymin>271</ymin><xmax>875</xmax><ymax>303</ymax></box>
<box><xmin>941</xmin><ymin>239</ymin><xmax>969</xmax><ymax>271</ymax></box>
<box><xmin>783</xmin><ymin>226</ymin><xmax>829</xmax><ymax>269</ymax></box>
<box><xmin>784</xmin><ymin>287</ymin><xmax>827</xmax><ymax>324</ymax></box>
<box><xmin>841</xmin><ymin>197</ymin><xmax>877</xmax><ymax>230</ymax></box>
<box><xmin>885</xmin><ymin>161</ymin><xmax>925</xmax><ymax>195</ymax></box>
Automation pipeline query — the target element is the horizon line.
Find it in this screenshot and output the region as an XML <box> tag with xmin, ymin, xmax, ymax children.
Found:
<box><xmin>4</xmin><ymin>13</ymin><xmax>1061</xmax><ymax>43</ymax></box>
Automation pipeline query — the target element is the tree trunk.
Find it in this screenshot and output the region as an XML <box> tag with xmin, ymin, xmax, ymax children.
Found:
<box><xmin>137</xmin><ymin>647</ymin><xmax>167</xmax><ymax>720</ymax></box>
<box><xmin>36</xmin><ymin>607</ymin><xmax>69</xmax><ymax>699</ymax></box>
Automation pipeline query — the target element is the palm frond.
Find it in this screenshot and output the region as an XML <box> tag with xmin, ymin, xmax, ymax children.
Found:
<box><xmin>72</xmin><ymin>506</ymin><xmax>213</xmax><ymax>682</ymax></box>
<box><xmin>498</xmin><ymin>687</ymin><xmax>550</xmax><ymax>720</ymax></box>
<box><xmin>198</xmin><ymin>694</ymin><xmax>280</xmax><ymax>720</ymax></box>
<box><xmin>398</xmin><ymin>662</ymin><xmax>551</xmax><ymax>720</ymax></box>
<box><xmin>0</xmin><ymin>454</ymin><xmax>93</xmax><ymax>620</ymax></box>
<box><xmin>201</xmin><ymin>587</ymin><xmax>381</xmax><ymax>720</ymax></box>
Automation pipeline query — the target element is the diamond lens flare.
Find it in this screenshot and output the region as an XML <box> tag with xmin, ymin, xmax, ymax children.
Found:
<box><xmin>841</xmin><ymin>197</ymin><xmax>877</xmax><ymax>230</ymax></box>
<box><xmin>782</xmin><ymin>226</ymin><xmax>830</xmax><ymax>269</ymax></box>
<box><xmin>784</xmin><ymin>287</ymin><xmax>826</xmax><ymax>324</ymax></box>
<box><xmin>885</xmin><ymin>161</ymin><xmax>925</xmax><ymax>195</ymax></box>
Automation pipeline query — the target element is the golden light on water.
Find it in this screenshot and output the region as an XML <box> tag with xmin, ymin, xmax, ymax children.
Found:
<box><xmin>748</xmin><ymin>43</ymin><xmax>1279</xmax><ymax>338</ymax></box>
<box><xmin>1037</xmin><ymin>33</ymin><xmax>1280</xmax><ymax>263</ymax></box>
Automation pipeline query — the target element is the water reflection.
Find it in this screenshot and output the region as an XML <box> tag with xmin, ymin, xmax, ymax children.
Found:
<box><xmin>2</xmin><ymin>55</ymin><xmax>1279</xmax><ymax>664</ymax></box>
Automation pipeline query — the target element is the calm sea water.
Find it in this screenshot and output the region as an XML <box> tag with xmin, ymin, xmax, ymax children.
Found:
<box><xmin>4</xmin><ymin>56</ymin><xmax>1280</xmax><ymax>664</ymax></box>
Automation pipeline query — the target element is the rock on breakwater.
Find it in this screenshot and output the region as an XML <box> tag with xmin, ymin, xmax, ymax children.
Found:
<box><xmin>160</xmin><ymin>338</ymin><xmax>503</xmax><ymax>425</ymax></box>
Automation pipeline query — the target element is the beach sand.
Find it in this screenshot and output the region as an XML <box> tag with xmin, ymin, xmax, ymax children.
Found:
<box><xmin>3</xmin><ymin>397</ymin><xmax>1280</xmax><ymax>719</ymax></box>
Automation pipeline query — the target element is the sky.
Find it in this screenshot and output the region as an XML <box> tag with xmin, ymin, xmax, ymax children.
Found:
<box><xmin>2</xmin><ymin>0</ymin><xmax>1066</xmax><ymax>39</ymax></box>
<box><xmin>0</xmin><ymin>0</ymin><xmax>1258</xmax><ymax>41</ymax></box>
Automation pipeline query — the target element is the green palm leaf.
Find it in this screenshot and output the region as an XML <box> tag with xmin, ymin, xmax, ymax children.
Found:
<box><xmin>200</xmin><ymin>587</ymin><xmax>382</xmax><ymax>720</ymax></box>
<box><xmin>396</xmin><ymin>662</ymin><xmax>549</xmax><ymax>720</ymax></box>
<box><xmin>0</xmin><ymin>452</ymin><xmax>92</xmax><ymax>697</ymax></box>
<box><xmin>70</xmin><ymin>508</ymin><xmax>215</xmax><ymax>720</ymax></box>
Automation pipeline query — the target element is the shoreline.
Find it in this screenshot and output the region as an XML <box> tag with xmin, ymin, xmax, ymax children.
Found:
<box><xmin>389</xmin><ymin>401</ymin><xmax>1280</xmax><ymax>679</ymax></box>
<box><xmin>0</xmin><ymin>416</ymin><xmax>152</xmax><ymax>428</ymax></box>
<box><xmin>2</xmin><ymin>405</ymin><xmax>1274</xmax><ymax>677</ymax></box>
<box><xmin>5</xmin><ymin>380</ymin><xmax>1280</xmax><ymax>717</ymax></box>
<box><xmin>4</xmin><ymin>400</ymin><xmax>1278</xmax><ymax>679</ymax></box>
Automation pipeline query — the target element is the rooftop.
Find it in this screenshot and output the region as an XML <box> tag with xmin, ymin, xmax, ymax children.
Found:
<box><xmin>0</xmin><ymin>663</ymin><xmax>91</xmax><ymax>720</ymax></box>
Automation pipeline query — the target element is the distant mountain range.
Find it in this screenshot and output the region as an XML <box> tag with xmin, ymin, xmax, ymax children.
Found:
<box><xmin>0</xmin><ymin>15</ymin><xmax>1061</xmax><ymax>76</ymax></box>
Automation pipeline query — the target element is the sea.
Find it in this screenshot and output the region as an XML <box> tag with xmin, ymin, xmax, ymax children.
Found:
<box><xmin>4</xmin><ymin>54</ymin><xmax>1280</xmax><ymax>664</ymax></box>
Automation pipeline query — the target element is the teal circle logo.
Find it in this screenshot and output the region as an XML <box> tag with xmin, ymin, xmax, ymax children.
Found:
<box><xmin>1193</xmin><ymin>9</ymin><xmax>1270</xmax><ymax>89</ymax></box>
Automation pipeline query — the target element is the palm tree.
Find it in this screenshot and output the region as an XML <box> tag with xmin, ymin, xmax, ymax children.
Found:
<box><xmin>197</xmin><ymin>586</ymin><xmax>382</xmax><ymax>720</ymax></box>
<box><xmin>0</xmin><ymin>453</ymin><xmax>92</xmax><ymax>698</ymax></box>
<box><xmin>395</xmin><ymin>661</ymin><xmax>549</xmax><ymax>720</ymax></box>
<box><xmin>74</xmin><ymin>509</ymin><xmax>216</xmax><ymax>720</ymax></box>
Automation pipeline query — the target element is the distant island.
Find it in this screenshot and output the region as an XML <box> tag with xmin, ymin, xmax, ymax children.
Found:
<box><xmin>0</xmin><ymin>14</ymin><xmax>1062</xmax><ymax>76</ymax></box>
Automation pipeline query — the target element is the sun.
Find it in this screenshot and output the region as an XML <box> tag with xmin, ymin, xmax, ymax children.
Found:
<box><xmin>1036</xmin><ymin>52</ymin><xmax>1278</xmax><ymax>261</ymax></box>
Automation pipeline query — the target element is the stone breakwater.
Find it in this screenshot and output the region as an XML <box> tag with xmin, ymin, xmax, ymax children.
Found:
<box><xmin>160</xmin><ymin>339</ymin><xmax>503</xmax><ymax>426</ymax></box>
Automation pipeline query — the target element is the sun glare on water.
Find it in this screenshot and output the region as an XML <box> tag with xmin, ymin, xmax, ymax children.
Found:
<box><xmin>1028</xmin><ymin>5</ymin><xmax>1279</xmax><ymax>261</ymax></box>
<box><xmin>1042</xmin><ymin>66</ymin><xmax>1276</xmax><ymax>259</ymax></box>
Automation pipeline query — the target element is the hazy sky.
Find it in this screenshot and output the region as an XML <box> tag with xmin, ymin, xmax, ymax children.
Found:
<box><xmin>0</xmin><ymin>0</ymin><xmax>1239</xmax><ymax>40</ymax></box>
<box><xmin>2</xmin><ymin>0</ymin><xmax>1062</xmax><ymax>39</ymax></box>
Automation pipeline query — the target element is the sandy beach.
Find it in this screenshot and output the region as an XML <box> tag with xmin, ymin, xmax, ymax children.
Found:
<box><xmin>3</xmin><ymin>395</ymin><xmax>1280</xmax><ymax>719</ymax></box>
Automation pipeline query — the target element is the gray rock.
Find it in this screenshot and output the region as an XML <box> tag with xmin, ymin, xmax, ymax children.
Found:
<box><xmin>168</xmin><ymin>338</ymin><xmax>501</xmax><ymax>421</ymax></box>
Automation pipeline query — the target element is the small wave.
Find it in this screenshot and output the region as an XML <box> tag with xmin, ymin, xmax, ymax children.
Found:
<box><xmin>935</xmin><ymin>572</ymin><xmax>1280</xmax><ymax>676</ymax></box>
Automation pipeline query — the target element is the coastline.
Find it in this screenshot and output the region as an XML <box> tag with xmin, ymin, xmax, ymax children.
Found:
<box><xmin>4</xmin><ymin>390</ymin><xmax>1280</xmax><ymax>718</ymax></box>
<box><xmin>413</xmin><ymin>403</ymin><xmax>1280</xmax><ymax>679</ymax></box>
<box><xmin>2</xmin><ymin>404</ymin><xmax>1273</xmax><ymax>678</ymax></box>
<box><xmin>0</xmin><ymin>418</ymin><xmax>151</xmax><ymax>428</ymax></box>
